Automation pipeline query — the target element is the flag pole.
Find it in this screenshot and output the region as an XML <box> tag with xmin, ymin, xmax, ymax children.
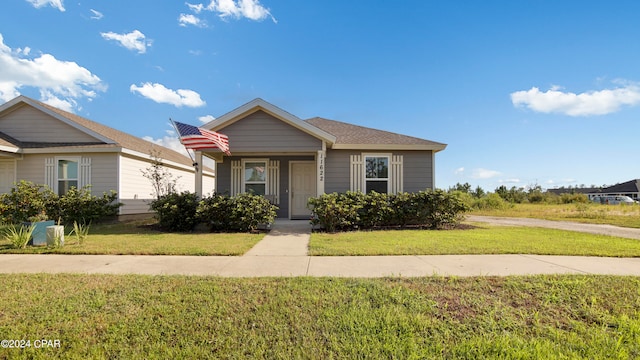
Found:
<box><xmin>170</xmin><ymin>118</ymin><xmax>197</xmax><ymax>167</ymax></box>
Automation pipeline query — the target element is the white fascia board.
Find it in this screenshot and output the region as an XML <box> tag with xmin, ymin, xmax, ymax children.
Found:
<box><xmin>330</xmin><ymin>143</ymin><xmax>448</xmax><ymax>152</ymax></box>
<box><xmin>22</xmin><ymin>146</ymin><xmax>119</xmax><ymax>154</ymax></box>
<box><xmin>120</xmin><ymin>148</ymin><xmax>196</xmax><ymax>172</ymax></box>
<box><xmin>204</xmin><ymin>98</ymin><xmax>337</xmax><ymax>145</ymax></box>
<box><xmin>0</xmin><ymin>145</ymin><xmax>20</xmax><ymax>153</ymax></box>
<box><xmin>11</xmin><ymin>96</ymin><xmax>116</xmax><ymax>144</ymax></box>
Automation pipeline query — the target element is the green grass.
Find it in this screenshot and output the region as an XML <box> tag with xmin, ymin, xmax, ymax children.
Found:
<box><xmin>0</xmin><ymin>221</ymin><xmax>264</xmax><ymax>256</ymax></box>
<box><xmin>0</xmin><ymin>274</ymin><xmax>638</xmax><ymax>359</ymax></box>
<box><xmin>472</xmin><ymin>203</ymin><xmax>640</xmax><ymax>228</ymax></box>
<box><xmin>310</xmin><ymin>224</ymin><xmax>640</xmax><ymax>256</ymax></box>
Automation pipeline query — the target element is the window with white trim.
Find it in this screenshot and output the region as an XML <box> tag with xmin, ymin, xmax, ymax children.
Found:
<box><xmin>243</xmin><ymin>160</ymin><xmax>267</xmax><ymax>195</ymax></box>
<box><xmin>57</xmin><ymin>158</ymin><xmax>79</xmax><ymax>196</ymax></box>
<box><xmin>365</xmin><ymin>156</ymin><xmax>389</xmax><ymax>193</ymax></box>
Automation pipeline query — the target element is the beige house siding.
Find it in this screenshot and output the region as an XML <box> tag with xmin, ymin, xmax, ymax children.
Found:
<box><xmin>118</xmin><ymin>154</ymin><xmax>215</xmax><ymax>215</ymax></box>
<box><xmin>220</xmin><ymin>110</ymin><xmax>322</xmax><ymax>153</ymax></box>
<box><xmin>0</xmin><ymin>104</ymin><xmax>100</xmax><ymax>143</ymax></box>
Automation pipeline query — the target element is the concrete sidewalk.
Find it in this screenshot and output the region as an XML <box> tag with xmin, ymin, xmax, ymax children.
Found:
<box><xmin>1</xmin><ymin>254</ymin><xmax>639</xmax><ymax>277</ymax></box>
<box><xmin>1</xmin><ymin>219</ymin><xmax>639</xmax><ymax>277</ymax></box>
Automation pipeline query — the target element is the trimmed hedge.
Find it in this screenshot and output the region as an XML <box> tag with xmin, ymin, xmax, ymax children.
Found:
<box><xmin>308</xmin><ymin>190</ymin><xmax>469</xmax><ymax>232</ymax></box>
<box><xmin>150</xmin><ymin>192</ymin><xmax>278</xmax><ymax>232</ymax></box>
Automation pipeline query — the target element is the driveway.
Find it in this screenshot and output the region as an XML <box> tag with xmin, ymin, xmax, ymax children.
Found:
<box><xmin>467</xmin><ymin>215</ymin><xmax>640</xmax><ymax>240</ymax></box>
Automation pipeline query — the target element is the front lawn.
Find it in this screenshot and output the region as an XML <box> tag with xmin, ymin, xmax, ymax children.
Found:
<box><xmin>471</xmin><ymin>203</ymin><xmax>640</xmax><ymax>228</ymax></box>
<box><xmin>309</xmin><ymin>224</ymin><xmax>640</xmax><ymax>256</ymax></box>
<box><xmin>0</xmin><ymin>274</ymin><xmax>638</xmax><ymax>359</ymax></box>
<box><xmin>0</xmin><ymin>221</ymin><xmax>264</xmax><ymax>256</ymax></box>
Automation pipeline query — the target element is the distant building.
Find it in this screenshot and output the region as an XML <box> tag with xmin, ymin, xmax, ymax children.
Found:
<box><xmin>589</xmin><ymin>179</ymin><xmax>640</xmax><ymax>202</ymax></box>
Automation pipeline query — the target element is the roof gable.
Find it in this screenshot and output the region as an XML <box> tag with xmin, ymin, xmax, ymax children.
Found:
<box><xmin>204</xmin><ymin>98</ymin><xmax>337</xmax><ymax>145</ymax></box>
<box><xmin>205</xmin><ymin>98</ymin><xmax>446</xmax><ymax>151</ymax></box>
<box><xmin>0</xmin><ymin>96</ymin><xmax>195</xmax><ymax>168</ymax></box>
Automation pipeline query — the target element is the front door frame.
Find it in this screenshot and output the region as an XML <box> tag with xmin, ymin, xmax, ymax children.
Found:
<box><xmin>289</xmin><ymin>160</ymin><xmax>316</xmax><ymax>219</ymax></box>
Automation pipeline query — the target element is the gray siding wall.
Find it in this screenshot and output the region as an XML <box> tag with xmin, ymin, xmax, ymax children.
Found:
<box><xmin>324</xmin><ymin>149</ymin><xmax>434</xmax><ymax>193</ymax></box>
<box><xmin>217</xmin><ymin>155</ymin><xmax>314</xmax><ymax>218</ymax></box>
<box><xmin>220</xmin><ymin>110</ymin><xmax>322</xmax><ymax>152</ymax></box>
<box><xmin>0</xmin><ymin>105</ymin><xmax>99</xmax><ymax>143</ymax></box>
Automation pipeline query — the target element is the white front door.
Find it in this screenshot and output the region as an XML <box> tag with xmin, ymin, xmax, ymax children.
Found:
<box><xmin>0</xmin><ymin>160</ymin><xmax>16</xmax><ymax>194</ymax></box>
<box><xmin>290</xmin><ymin>162</ymin><xmax>316</xmax><ymax>219</ymax></box>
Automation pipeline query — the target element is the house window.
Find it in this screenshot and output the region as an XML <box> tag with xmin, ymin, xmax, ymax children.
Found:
<box><xmin>244</xmin><ymin>160</ymin><xmax>267</xmax><ymax>195</ymax></box>
<box><xmin>365</xmin><ymin>156</ymin><xmax>389</xmax><ymax>193</ymax></box>
<box><xmin>57</xmin><ymin>158</ymin><xmax>79</xmax><ymax>196</ymax></box>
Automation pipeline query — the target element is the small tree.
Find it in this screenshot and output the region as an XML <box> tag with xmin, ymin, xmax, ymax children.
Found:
<box><xmin>141</xmin><ymin>149</ymin><xmax>180</xmax><ymax>199</ymax></box>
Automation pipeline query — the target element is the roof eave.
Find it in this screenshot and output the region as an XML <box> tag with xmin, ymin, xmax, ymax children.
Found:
<box><xmin>330</xmin><ymin>143</ymin><xmax>447</xmax><ymax>151</ymax></box>
<box><xmin>205</xmin><ymin>98</ymin><xmax>337</xmax><ymax>145</ymax></box>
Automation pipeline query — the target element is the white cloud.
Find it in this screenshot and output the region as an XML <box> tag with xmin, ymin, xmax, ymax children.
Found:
<box><xmin>90</xmin><ymin>9</ymin><xmax>104</xmax><ymax>20</ymax></box>
<box><xmin>499</xmin><ymin>178</ymin><xmax>521</xmax><ymax>184</ymax></box>
<box><xmin>130</xmin><ymin>82</ymin><xmax>206</xmax><ymax>108</ymax></box>
<box><xmin>471</xmin><ymin>168</ymin><xmax>501</xmax><ymax>179</ymax></box>
<box><xmin>454</xmin><ymin>167</ymin><xmax>464</xmax><ymax>175</ymax></box>
<box><xmin>510</xmin><ymin>81</ymin><xmax>640</xmax><ymax>116</ymax></box>
<box><xmin>0</xmin><ymin>33</ymin><xmax>105</xmax><ymax>110</ymax></box>
<box><xmin>179</xmin><ymin>13</ymin><xmax>207</xmax><ymax>27</ymax></box>
<box><xmin>199</xmin><ymin>115</ymin><xmax>215</xmax><ymax>123</ymax></box>
<box><xmin>143</xmin><ymin>130</ymin><xmax>191</xmax><ymax>157</ymax></box>
<box><xmin>25</xmin><ymin>0</ymin><xmax>65</xmax><ymax>12</ymax></box>
<box><xmin>100</xmin><ymin>30</ymin><xmax>151</xmax><ymax>54</ymax></box>
<box><xmin>189</xmin><ymin>0</ymin><xmax>277</xmax><ymax>23</ymax></box>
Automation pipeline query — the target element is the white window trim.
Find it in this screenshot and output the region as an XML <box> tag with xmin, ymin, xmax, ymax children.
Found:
<box><xmin>241</xmin><ymin>158</ymin><xmax>269</xmax><ymax>195</ymax></box>
<box><xmin>363</xmin><ymin>153</ymin><xmax>392</xmax><ymax>194</ymax></box>
<box><xmin>55</xmin><ymin>156</ymin><xmax>81</xmax><ymax>195</ymax></box>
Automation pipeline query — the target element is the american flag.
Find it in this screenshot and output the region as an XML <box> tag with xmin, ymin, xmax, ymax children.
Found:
<box><xmin>173</xmin><ymin>120</ymin><xmax>231</xmax><ymax>155</ymax></box>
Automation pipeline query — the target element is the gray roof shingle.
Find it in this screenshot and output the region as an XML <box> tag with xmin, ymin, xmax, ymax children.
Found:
<box><xmin>305</xmin><ymin>117</ymin><xmax>446</xmax><ymax>149</ymax></box>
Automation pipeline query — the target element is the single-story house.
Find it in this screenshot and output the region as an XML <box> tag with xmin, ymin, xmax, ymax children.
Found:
<box><xmin>588</xmin><ymin>179</ymin><xmax>640</xmax><ymax>202</ymax></box>
<box><xmin>196</xmin><ymin>98</ymin><xmax>446</xmax><ymax>219</ymax></box>
<box><xmin>0</xmin><ymin>95</ymin><xmax>215</xmax><ymax>217</ymax></box>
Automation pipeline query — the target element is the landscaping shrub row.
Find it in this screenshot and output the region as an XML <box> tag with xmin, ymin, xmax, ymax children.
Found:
<box><xmin>150</xmin><ymin>192</ymin><xmax>278</xmax><ymax>232</ymax></box>
<box><xmin>308</xmin><ymin>190</ymin><xmax>469</xmax><ymax>232</ymax></box>
<box><xmin>0</xmin><ymin>181</ymin><xmax>121</xmax><ymax>225</ymax></box>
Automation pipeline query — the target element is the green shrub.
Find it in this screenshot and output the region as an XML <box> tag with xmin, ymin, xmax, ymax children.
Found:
<box><xmin>308</xmin><ymin>192</ymin><xmax>362</xmax><ymax>232</ymax></box>
<box><xmin>358</xmin><ymin>191</ymin><xmax>394</xmax><ymax>228</ymax></box>
<box><xmin>308</xmin><ymin>190</ymin><xmax>469</xmax><ymax>231</ymax></box>
<box><xmin>228</xmin><ymin>193</ymin><xmax>278</xmax><ymax>232</ymax></box>
<box><xmin>472</xmin><ymin>193</ymin><xmax>510</xmax><ymax>210</ymax></box>
<box><xmin>559</xmin><ymin>193</ymin><xmax>589</xmax><ymax>204</ymax></box>
<box><xmin>415</xmin><ymin>189</ymin><xmax>469</xmax><ymax>229</ymax></box>
<box><xmin>197</xmin><ymin>193</ymin><xmax>235</xmax><ymax>231</ymax></box>
<box><xmin>150</xmin><ymin>191</ymin><xmax>200</xmax><ymax>232</ymax></box>
<box><xmin>46</xmin><ymin>186</ymin><xmax>121</xmax><ymax>225</ymax></box>
<box><xmin>197</xmin><ymin>193</ymin><xmax>278</xmax><ymax>232</ymax></box>
<box><xmin>0</xmin><ymin>180</ymin><xmax>56</xmax><ymax>223</ymax></box>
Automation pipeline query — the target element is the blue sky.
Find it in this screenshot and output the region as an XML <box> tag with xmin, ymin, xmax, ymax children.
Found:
<box><xmin>2</xmin><ymin>0</ymin><xmax>639</xmax><ymax>191</ymax></box>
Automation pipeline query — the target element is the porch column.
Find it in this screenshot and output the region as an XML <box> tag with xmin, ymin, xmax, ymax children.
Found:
<box><xmin>195</xmin><ymin>151</ymin><xmax>203</xmax><ymax>197</ymax></box>
<box><xmin>317</xmin><ymin>144</ymin><xmax>326</xmax><ymax>196</ymax></box>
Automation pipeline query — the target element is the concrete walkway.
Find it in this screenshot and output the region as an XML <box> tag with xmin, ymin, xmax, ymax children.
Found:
<box><xmin>0</xmin><ymin>219</ymin><xmax>639</xmax><ymax>277</ymax></box>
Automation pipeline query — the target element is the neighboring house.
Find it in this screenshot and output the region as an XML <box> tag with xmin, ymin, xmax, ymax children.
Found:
<box><xmin>198</xmin><ymin>98</ymin><xmax>446</xmax><ymax>219</ymax></box>
<box><xmin>0</xmin><ymin>95</ymin><xmax>215</xmax><ymax>217</ymax></box>
<box><xmin>588</xmin><ymin>179</ymin><xmax>640</xmax><ymax>202</ymax></box>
